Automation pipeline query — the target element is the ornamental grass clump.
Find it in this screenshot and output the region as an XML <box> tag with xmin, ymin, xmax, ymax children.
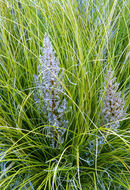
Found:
<box><xmin>101</xmin><ymin>67</ymin><xmax>127</xmax><ymax>130</ymax></box>
<box><xmin>34</xmin><ymin>33</ymin><xmax>67</xmax><ymax>146</ymax></box>
<box><xmin>0</xmin><ymin>0</ymin><xmax>129</xmax><ymax>189</ymax></box>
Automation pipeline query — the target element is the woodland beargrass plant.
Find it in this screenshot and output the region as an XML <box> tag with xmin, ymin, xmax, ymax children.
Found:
<box><xmin>0</xmin><ymin>0</ymin><xmax>129</xmax><ymax>189</ymax></box>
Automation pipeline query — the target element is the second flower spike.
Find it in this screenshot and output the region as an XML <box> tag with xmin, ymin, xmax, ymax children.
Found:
<box><xmin>101</xmin><ymin>67</ymin><xmax>127</xmax><ymax>130</ymax></box>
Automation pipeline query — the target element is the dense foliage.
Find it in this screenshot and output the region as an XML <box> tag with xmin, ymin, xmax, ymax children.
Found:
<box><xmin>0</xmin><ymin>0</ymin><xmax>129</xmax><ymax>189</ymax></box>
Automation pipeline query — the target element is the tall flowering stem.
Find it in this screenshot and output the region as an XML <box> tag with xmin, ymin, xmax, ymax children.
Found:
<box><xmin>101</xmin><ymin>67</ymin><xmax>127</xmax><ymax>130</ymax></box>
<box><xmin>34</xmin><ymin>33</ymin><xmax>67</xmax><ymax>146</ymax></box>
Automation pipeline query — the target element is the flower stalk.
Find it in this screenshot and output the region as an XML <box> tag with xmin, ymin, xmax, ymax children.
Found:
<box><xmin>101</xmin><ymin>66</ymin><xmax>127</xmax><ymax>130</ymax></box>
<box><xmin>34</xmin><ymin>33</ymin><xmax>67</xmax><ymax>146</ymax></box>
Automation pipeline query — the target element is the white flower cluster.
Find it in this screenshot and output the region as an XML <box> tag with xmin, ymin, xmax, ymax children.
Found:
<box><xmin>101</xmin><ymin>67</ymin><xmax>127</xmax><ymax>130</ymax></box>
<box><xmin>34</xmin><ymin>33</ymin><xmax>67</xmax><ymax>145</ymax></box>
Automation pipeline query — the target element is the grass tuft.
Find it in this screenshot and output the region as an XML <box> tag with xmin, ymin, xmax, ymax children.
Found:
<box><xmin>0</xmin><ymin>0</ymin><xmax>129</xmax><ymax>189</ymax></box>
